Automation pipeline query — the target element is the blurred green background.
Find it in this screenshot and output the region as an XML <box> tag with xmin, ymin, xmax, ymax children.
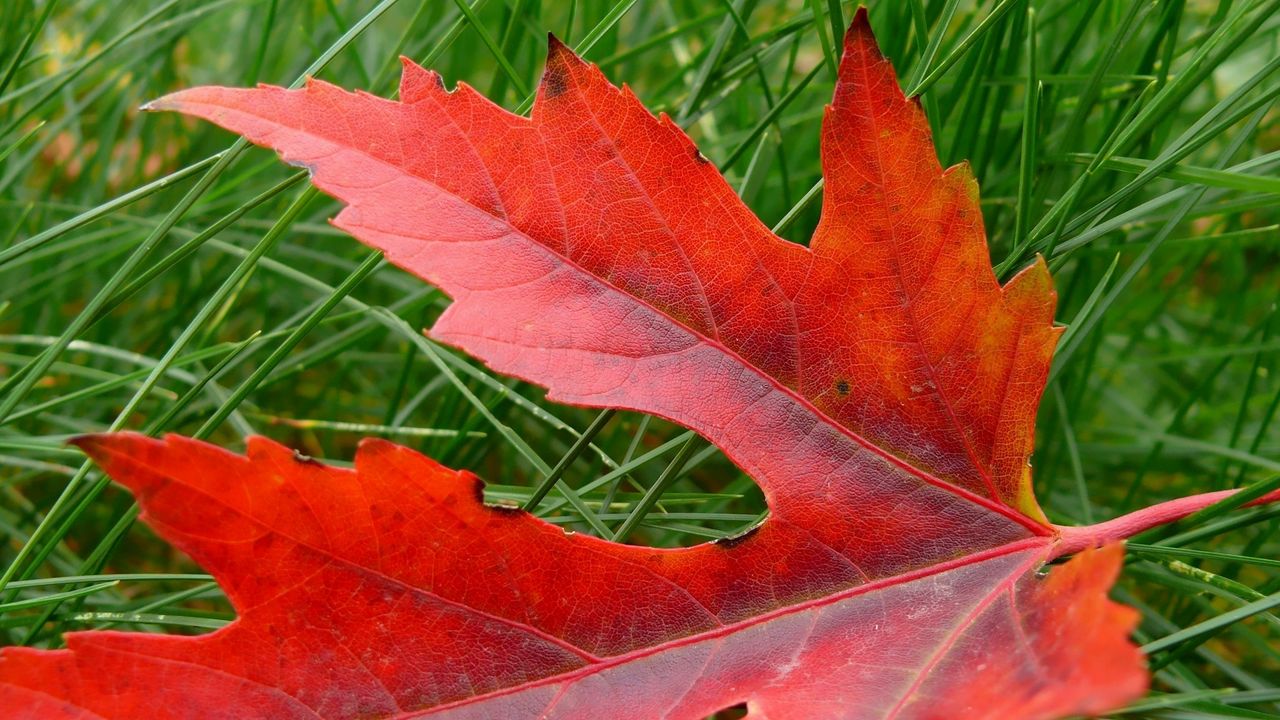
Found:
<box><xmin>1</xmin><ymin>0</ymin><xmax>1278</xmax><ymax>715</ymax></box>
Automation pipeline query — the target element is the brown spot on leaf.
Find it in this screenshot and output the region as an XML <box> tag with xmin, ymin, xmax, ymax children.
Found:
<box><xmin>292</xmin><ymin>449</ymin><xmax>321</xmax><ymax>465</ymax></box>
<box><xmin>836</xmin><ymin>379</ymin><xmax>850</xmax><ymax>396</ymax></box>
<box><xmin>714</xmin><ymin>525</ymin><xmax>760</xmax><ymax>549</ymax></box>
<box><xmin>490</xmin><ymin>498</ymin><xmax>523</xmax><ymax>513</ymax></box>
<box><xmin>544</xmin><ymin>61</ymin><xmax>569</xmax><ymax>99</ymax></box>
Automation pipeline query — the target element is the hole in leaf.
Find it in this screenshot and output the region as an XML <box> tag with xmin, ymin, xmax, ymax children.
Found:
<box><xmin>710</xmin><ymin>702</ymin><xmax>748</xmax><ymax>719</ymax></box>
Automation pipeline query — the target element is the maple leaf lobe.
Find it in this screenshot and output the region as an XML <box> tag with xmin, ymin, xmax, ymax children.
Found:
<box><xmin>817</xmin><ymin>9</ymin><xmax>1061</xmax><ymax>524</ymax></box>
<box><xmin>542</xmin><ymin>35</ymin><xmax>573</xmax><ymax>99</ymax></box>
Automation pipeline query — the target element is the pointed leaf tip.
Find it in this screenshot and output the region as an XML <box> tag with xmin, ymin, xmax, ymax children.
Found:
<box><xmin>542</xmin><ymin>37</ymin><xmax>577</xmax><ymax>99</ymax></box>
<box><xmin>398</xmin><ymin>56</ymin><xmax>443</xmax><ymax>102</ymax></box>
<box><xmin>68</xmin><ymin>430</ymin><xmax>155</xmax><ymax>459</ymax></box>
<box><xmin>543</xmin><ymin>33</ymin><xmax>589</xmax><ymax>78</ymax></box>
<box><xmin>546</xmin><ymin>32</ymin><xmax>570</xmax><ymax>55</ymax></box>
<box><xmin>141</xmin><ymin>92</ymin><xmax>182</xmax><ymax>112</ymax></box>
<box><xmin>68</xmin><ymin>432</ymin><xmax>108</xmax><ymax>455</ymax></box>
<box><xmin>843</xmin><ymin>5</ymin><xmax>875</xmax><ymax>48</ymax></box>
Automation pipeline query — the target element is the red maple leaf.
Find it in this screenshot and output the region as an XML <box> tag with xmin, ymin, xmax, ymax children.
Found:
<box><xmin>3</xmin><ymin>9</ymin><xmax>1275</xmax><ymax>719</ymax></box>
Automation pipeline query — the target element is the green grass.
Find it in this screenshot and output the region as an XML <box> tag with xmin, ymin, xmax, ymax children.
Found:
<box><xmin>1</xmin><ymin>0</ymin><xmax>1278</xmax><ymax>715</ymax></box>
